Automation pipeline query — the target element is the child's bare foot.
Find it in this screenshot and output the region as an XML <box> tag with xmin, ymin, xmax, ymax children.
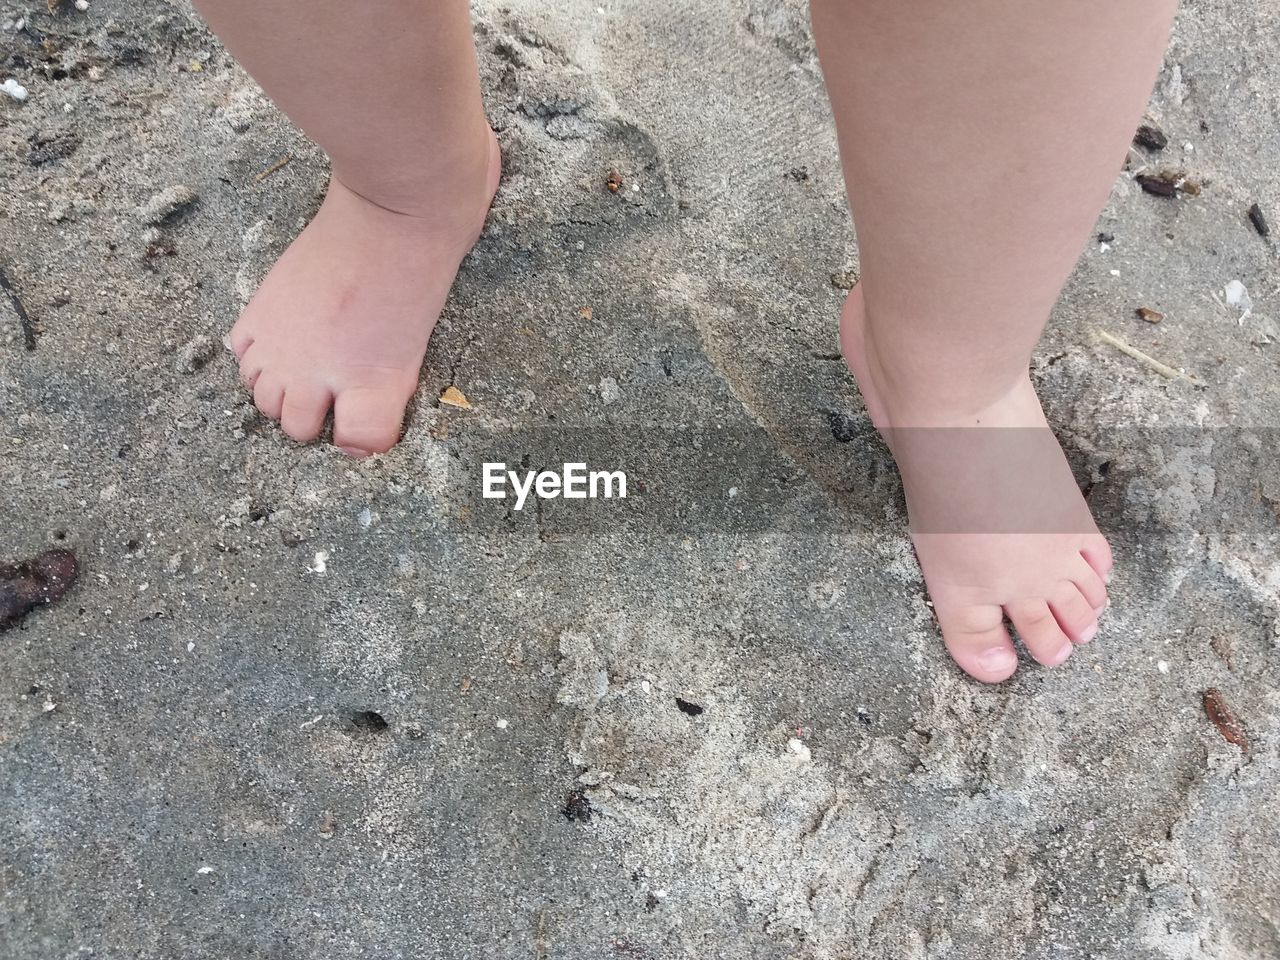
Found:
<box><xmin>228</xmin><ymin>129</ymin><xmax>501</xmax><ymax>457</ymax></box>
<box><xmin>840</xmin><ymin>285</ymin><xmax>1113</xmax><ymax>683</ymax></box>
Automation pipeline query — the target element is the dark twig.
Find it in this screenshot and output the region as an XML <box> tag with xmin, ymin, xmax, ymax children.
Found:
<box><xmin>1247</xmin><ymin>202</ymin><xmax>1270</xmax><ymax>239</ymax></box>
<box><xmin>0</xmin><ymin>267</ymin><xmax>38</xmax><ymax>352</ymax></box>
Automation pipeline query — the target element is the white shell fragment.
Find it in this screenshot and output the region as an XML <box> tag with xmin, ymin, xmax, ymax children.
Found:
<box><xmin>1</xmin><ymin>78</ymin><xmax>28</xmax><ymax>101</ymax></box>
<box><xmin>1224</xmin><ymin>280</ymin><xmax>1253</xmax><ymax>323</ymax></box>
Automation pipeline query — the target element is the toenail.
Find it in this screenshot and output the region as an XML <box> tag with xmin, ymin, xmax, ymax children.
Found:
<box><xmin>1104</xmin><ymin>570</ymin><xmax>1112</xmax><ymax>584</ymax></box>
<box><xmin>340</xmin><ymin>446</ymin><xmax>372</xmax><ymax>459</ymax></box>
<box><xmin>1079</xmin><ymin>623</ymin><xmax>1098</xmax><ymax>644</ymax></box>
<box><xmin>978</xmin><ymin>647</ymin><xmax>1017</xmax><ymax>671</ymax></box>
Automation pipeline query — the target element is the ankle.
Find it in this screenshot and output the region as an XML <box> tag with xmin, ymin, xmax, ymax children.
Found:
<box><xmin>330</xmin><ymin>121</ymin><xmax>499</xmax><ymax>232</ymax></box>
<box><xmin>855</xmin><ymin>308</ymin><xmax>1034</xmax><ymax>428</ymax></box>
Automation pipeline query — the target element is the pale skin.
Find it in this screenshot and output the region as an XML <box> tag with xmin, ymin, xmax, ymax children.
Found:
<box><xmin>192</xmin><ymin>0</ymin><xmax>1177</xmax><ymax>681</ymax></box>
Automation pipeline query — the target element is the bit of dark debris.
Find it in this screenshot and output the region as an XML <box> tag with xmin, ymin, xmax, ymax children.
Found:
<box><xmin>1</xmin><ymin>266</ymin><xmax>38</xmax><ymax>352</ymax></box>
<box><xmin>348</xmin><ymin>710</ymin><xmax>389</xmax><ymax>733</ymax></box>
<box><xmin>1248</xmin><ymin>203</ymin><xmax>1270</xmax><ymax>238</ymax></box>
<box><xmin>562</xmin><ymin>789</ymin><xmax>592</xmax><ymax>823</ymax></box>
<box><xmin>645</xmin><ymin>893</ymin><xmax>660</xmax><ymax>912</ymax></box>
<box><xmin>1133</xmin><ymin>124</ymin><xmax>1168</xmax><ymax>152</ymax></box>
<box><xmin>787</xmin><ymin>166</ymin><xmax>810</xmax><ymax>182</ymax></box>
<box><xmin>27</xmin><ymin>131</ymin><xmax>80</xmax><ymax>166</ymax></box>
<box><xmin>1081</xmin><ymin>460</ymin><xmax>1112</xmax><ymax>501</ymax></box>
<box><xmin>1202</xmin><ymin>688</ymin><xmax>1249</xmax><ymax>751</ymax></box>
<box><xmin>1136</xmin><ymin>307</ymin><xmax>1164</xmax><ymax>324</ymax></box>
<box><xmin>856</xmin><ymin>708</ymin><xmax>875</xmax><ymax>726</ymax></box>
<box><xmin>144</xmin><ymin>242</ymin><xmax>177</xmax><ymax>262</ymax></box>
<box><xmin>675</xmin><ymin>697</ymin><xmax>704</xmax><ymax>717</ymax></box>
<box><xmin>1097</xmin><ymin>232</ymin><xmax>1115</xmax><ymax>244</ymax></box>
<box><xmin>828</xmin><ymin>410</ymin><xmax>861</xmax><ymax>443</ymax></box>
<box><xmin>1136</xmin><ymin>172</ymin><xmax>1195</xmax><ymax>198</ymax></box>
<box><xmin>606</xmin><ymin>170</ymin><xmax>623</xmax><ymax>193</ymax></box>
<box><xmin>1</xmin><ymin>549</ymin><xmax>78</xmax><ymax>630</ymax></box>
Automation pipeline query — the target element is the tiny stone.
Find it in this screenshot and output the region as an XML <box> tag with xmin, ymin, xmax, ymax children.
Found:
<box><xmin>599</xmin><ymin>376</ymin><xmax>622</xmax><ymax>404</ymax></box>
<box><xmin>137</xmin><ymin>185</ymin><xmax>199</xmax><ymax>225</ymax></box>
<box><xmin>175</xmin><ymin>335</ymin><xmax>218</xmax><ymax>374</ymax></box>
<box><xmin>828</xmin><ymin>410</ymin><xmax>860</xmax><ymax>443</ymax></box>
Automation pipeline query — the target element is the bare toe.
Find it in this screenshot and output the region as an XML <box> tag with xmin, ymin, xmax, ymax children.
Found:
<box><xmin>239</xmin><ymin>351</ymin><xmax>264</xmax><ymax>392</ymax></box>
<box><xmin>1080</xmin><ymin>539</ymin><xmax>1114</xmax><ymax>583</ymax></box>
<box><xmin>228</xmin><ymin>325</ymin><xmax>254</xmax><ymax>360</ymax></box>
<box><xmin>1070</xmin><ymin>554</ymin><xmax>1109</xmax><ymax>612</ymax></box>
<box><xmin>935</xmin><ymin>599</ymin><xmax>1019</xmax><ymax>683</ymax></box>
<box><xmin>281</xmin><ymin>386</ymin><xmax>333</xmax><ymax>444</ymax></box>
<box><xmin>1007</xmin><ymin>599</ymin><xmax>1074</xmax><ymax>666</ymax></box>
<box><xmin>1047</xmin><ymin>581</ymin><xmax>1100</xmax><ymax>644</ymax></box>
<box><xmin>333</xmin><ymin>385</ymin><xmax>410</xmax><ymax>457</ymax></box>
<box><xmin>253</xmin><ymin>373</ymin><xmax>286</xmax><ymax>422</ymax></box>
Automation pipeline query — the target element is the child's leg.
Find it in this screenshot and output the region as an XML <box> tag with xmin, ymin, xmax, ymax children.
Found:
<box><xmin>810</xmin><ymin>0</ymin><xmax>1176</xmax><ymax>680</ymax></box>
<box><xmin>194</xmin><ymin>0</ymin><xmax>498</xmax><ymax>456</ymax></box>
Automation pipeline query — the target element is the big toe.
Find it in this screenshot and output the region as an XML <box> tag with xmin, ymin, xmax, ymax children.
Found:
<box><xmin>333</xmin><ymin>385</ymin><xmax>411</xmax><ymax>457</ymax></box>
<box><xmin>935</xmin><ymin>599</ymin><xmax>1019</xmax><ymax>683</ymax></box>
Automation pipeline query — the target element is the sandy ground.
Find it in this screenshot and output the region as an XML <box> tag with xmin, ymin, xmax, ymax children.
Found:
<box><xmin>2</xmin><ymin>0</ymin><xmax>1279</xmax><ymax>957</ymax></box>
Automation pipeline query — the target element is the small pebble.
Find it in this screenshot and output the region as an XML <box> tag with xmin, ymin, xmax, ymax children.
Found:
<box><xmin>137</xmin><ymin>185</ymin><xmax>199</xmax><ymax>225</ymax></box>
<box><xmin>599</xmin><ymin>376</ymin><xmax>622</xmax><ymax>404</ymax></box>
<box><xmin>495</xmin><ymin>718</ymin><xmax>509</xmax><ymax>730</ymax></box>
<box><xmin>74</xmin><ymin>0</ymin><xmax>90</xmax><ymax>10</ymax></box>
<box><xmin>1157</xmin><ymin>660</ymin><xmax>1170</xmax><ymax>674</ymax></box>
<box><xmin>787</xmin><ymin>738</ymin><xmax>812</xmax><ymax>763</ymax></box>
